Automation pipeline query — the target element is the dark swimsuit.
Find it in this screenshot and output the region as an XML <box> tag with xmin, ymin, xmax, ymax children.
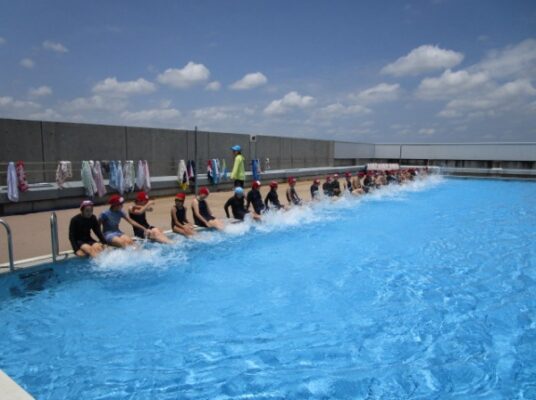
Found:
<box><xmin>129</xmin><ymin>209</ymin><xmax>154</xmax><ymax>238</ymax></box>
<box><xmin>172</xmin><ymin>206</ymin><xmax>189</xmax><ymax>229</ymax></box>
<box><xmin>264</xmin><ymin>189</ymin><xmax>282</xmax><ymax>210</ymax></box>
<box><xmin>193</xmin><ymin>199</ymin><xmax>215</xmax><ymax>227</ymax></box>
<box><xmin>247</xmin><ymin>189</ymin><xmax>265</xmax><ymax>214</ymax></box>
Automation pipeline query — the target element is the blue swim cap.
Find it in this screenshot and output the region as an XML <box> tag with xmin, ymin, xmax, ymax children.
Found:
<box><xmin>231</xmin><ymin>145</ymin><xmax>241</xmax><ymax>151</ymax></box>
<box><xmin>234</xmin><ymin>187</ymin><xmax>244</xmax><ymax>195</ymax></box>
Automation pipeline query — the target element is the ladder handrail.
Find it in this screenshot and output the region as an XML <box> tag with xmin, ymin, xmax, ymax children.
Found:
<box><xmin>50</xmin><ymin>212</ymin><xmax>59</xmax><ymax>263</ymax></box>
<box><xmin>0</xmin><ymin>219</ymin><xmax>15</xmax><ymax>272</ymax></box>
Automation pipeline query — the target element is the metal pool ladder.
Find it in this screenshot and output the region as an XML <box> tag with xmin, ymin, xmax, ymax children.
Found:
<box><xmin>50</xmin><ymin>212</ymin><xmax>59</xmax><ymax>263</ymax></box>
<box><xmin>0</xmin><ymin>219</ymin><xmax>15</xmax><ymax>272</ymax></box>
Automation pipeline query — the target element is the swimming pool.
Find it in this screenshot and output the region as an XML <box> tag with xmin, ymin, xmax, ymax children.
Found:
<box><xmin>1</xmin><ymin>177</ymin><xmax>535</xmax><ymax>399</ymax></box>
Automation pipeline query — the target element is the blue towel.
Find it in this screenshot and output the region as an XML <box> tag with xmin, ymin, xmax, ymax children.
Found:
<box><xmin>251</xmin><ymin>159</ymin><xmax>261</xmax><ymax>181</ymax></box>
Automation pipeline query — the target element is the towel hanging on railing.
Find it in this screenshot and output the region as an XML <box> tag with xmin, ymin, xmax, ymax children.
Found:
<box><xmin>81</xmin><ymin>161</ymin><xmax>97</xmax><ymax>197</ymax></box>
<box><xmin>143</xmin><ymin>160</ymin><xmax>151</xmax><ymax>192</ymax></box>
<box><xmin>187</xmin><ymin>160</ymin><xmax>196</xmax><ymax>184</ymax></box>
<box><xmin>6</xmin><ymin>162</ymin><xmax>19</xmax><ymax>202</ymax></box>
<box><xmin>55</xmin><ymin>161</ymin><xmax>72</xmax><ymax>189</ymax></box>
<box><xmin>136</xmin><ymin>160</ymin><xmax>151</xmax><ymax>192</ymax></box>
<box><xmin>177</xmin><ymin>159</ymin><xmax>188</xmax><ymax>190</ymax></box>
<box><xmin>207</xmin><ymin>160</ymin><xmax>214</xmax><ymax>184</ymax></box>
<box><xmin>220</xmin><ymin>159</ymin><xmax>228</xmax><ymax>180</ymax></box>
<box><xmin>15</xmin><ymin>161</ymin><xmax>29</xmax><ymax>192</ymax></box>
<box><xmin>91</xmin><ymin>161</ymin><xmax>107</xmax><ymax>197</ymax></box>
<box><xmin>251</xmin><ymin>159</ymin><xmax>261</xmax><ymax>181</ymax></box>
<box><xmin>123</xmin><ymin>160</ymin><xmax>135</xmax><ymax>192</ymax></box>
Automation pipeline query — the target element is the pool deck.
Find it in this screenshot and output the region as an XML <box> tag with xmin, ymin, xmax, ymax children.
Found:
<box><xmin>0</xmin><ymin>179</ymin><xmax>318</xmax><ymax>269</ymax></box>
<box><xmin>0</xmin><ymin>370</ymin><xmax>34</xmax><ymax>400</ymax></box>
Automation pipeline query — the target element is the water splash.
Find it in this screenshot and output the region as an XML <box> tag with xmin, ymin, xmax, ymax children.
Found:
<box><xmin>91</xmin><ymin>175</ymin><xmax>444</xmax><ymax>273</ymax></box>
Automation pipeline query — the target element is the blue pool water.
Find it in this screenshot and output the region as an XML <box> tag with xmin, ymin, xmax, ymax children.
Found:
<box><xmin>1</xmin><ymin>177</ymin><xmax>535</xmax><ymax>399</ymax></box>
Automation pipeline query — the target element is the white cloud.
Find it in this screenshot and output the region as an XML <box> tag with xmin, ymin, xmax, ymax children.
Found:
<box><xmin>205</xmin><ymin>81</ymin><xmax>221</xmax><ymax>91</ymax></box>
<box><xmin>0</xmin><ymin>37</ymin><xmax>5</xmax><ymax>45</ymax></box>
<box><xmin>63</xmin><ymin>95</ymin><xmax>127</xmax><ymax>112</ymax></box>
<box><xmin>319</xmin><ymin>103</ymin><xmax>371</xmax><ymax>117</ymax></box>
<box><xmin>418</xmin><ymin>128</ymin><xmax>435</xmax><ymax>135</ymax></box>
<box><xmin>264</xmin><ymin>91</ymin><xmax>316</xmax><ymax>115</ymax></box>
<box><xmin>121</xmin><ymin>108</ymin><xmax>181</xmax><ymax>123</ymax></box>
<box><xmin>28</xmin><ymin>108</ymin><xmax>62</xmax><ymax>121</ymax></box>
<box><xmin>192</xmin><ymin>106</ymin><xmax>238</xmax><ymax>121</ymax></box>
<box><xmin>474</xmin><ymin>38</ymin><xmax>536</xmax><ymax>79</ymax></box>
<box><xmin>438</xmin><ymin>78</ymin><xmax>536</xmax><ymax>118</ymax></box>
<box><xmin>0</xmin><ymin>96</ymin><xmax>40</xmax><ymax>109</ymax></box>
<box><xmin>92</xmin><ymin>77</ymin><xmax>156</xmax><ymax>96</ymax></box>
<box><xmin>42</xmin><ymin>40</ymin><xmax>69</xmax><ymax>53</ymax></box>
<box><xmin>229</xmin><ymin>72</ymin><xmax>268</xmax><ymax>90</ymax></box>
<box><xmin>29</xmin><ymin>86</ymin><xmax>53</xmax><ymax>97</ymax></box>
<box><xmin>157</xmin><ymin>62</ymin><xmax>210</xmax><ymax>89</ymax></box>
<box><xmin>381</xmin><ymin>45</ymin><xmax>464</xmax><ymax>76</ymax></box>
<box><xmin>352</xmin><ymin>83</ymin><xmax>400</xmax><ymax>103</ymax></box>
<box><xmin>20</xmin><ymin>58</ymin><xmax>35</xmax><ymax>69</ymax></box>
<box><xmin>417</xmin><ymin>69</ymin><xmax>489</xmax><ymax>99</ymax></box>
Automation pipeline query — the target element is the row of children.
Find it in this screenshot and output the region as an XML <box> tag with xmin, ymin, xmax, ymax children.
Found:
<box><xmin>68</xmin><ymin>168</ymin><xmax>428</xmax><ymax>258</ymax></box>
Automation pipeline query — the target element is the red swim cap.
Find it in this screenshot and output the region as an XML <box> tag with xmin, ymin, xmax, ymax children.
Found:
<box><xmin>109</xmin><ymin>194</ymin><xmax>124</xmax><ymax>206</ymax></box>
<box><xmin>175</xmin><ymin>193</ymin><xmax>186</xmax><ymax>201</ymax></box>
<box><xmin>269</xmin><ymin>181</ymin><xmax>278</xmax><ymax>189</ymax></box>
<box><xmin>136</xmin><ymin>191</ymin><xmax>149</xmax><ymax>202</ymax></box>
<box><xmin>252</xmin><ymin>180</ymin><xmax>261</xmax><ymax>189</ymax></box>
<box><xmin>198</xmin><ymin>187</ymin><xmax>210</xmax><ymax>196</ymax></box>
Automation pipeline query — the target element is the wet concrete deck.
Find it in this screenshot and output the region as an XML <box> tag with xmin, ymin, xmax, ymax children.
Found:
<box><xmin>0</xmin><ymin>179</ymin><xmax>318</xmax><ymax>266</ymax></box>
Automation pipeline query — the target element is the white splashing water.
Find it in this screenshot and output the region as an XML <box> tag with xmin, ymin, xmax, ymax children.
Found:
<box><xmin>92</xmin><ymin>175</ymin><xmax>444</xmax><ymax>272</ymax></box>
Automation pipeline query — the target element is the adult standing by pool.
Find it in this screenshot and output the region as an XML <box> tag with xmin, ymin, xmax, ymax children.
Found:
<box><xmin>230</xmin><ymin>145</ymin><xmax>245</xmax><ymax>188</ymax></box>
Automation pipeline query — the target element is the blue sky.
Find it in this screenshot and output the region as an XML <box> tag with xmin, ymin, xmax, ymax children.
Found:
<box><xmin>1</xmin><ymin>0</ymin><xmax>535</xmax><ymax>143</ymax></box>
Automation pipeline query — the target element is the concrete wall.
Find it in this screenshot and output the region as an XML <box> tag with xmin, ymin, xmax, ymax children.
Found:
<box><xmin>0</xmin><ymin>118</ymin><xmax>333</xmax><ymax>184</ymax></box>
<box><xmin>373</xmin><ymin>143</ymin><xmax>536</xmax><ymax>162</ymax></box>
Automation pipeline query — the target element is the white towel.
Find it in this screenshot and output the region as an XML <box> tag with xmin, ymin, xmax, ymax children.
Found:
<box><xmin>7</xmin><ymin>162</ymin><xmax>19</xmax><ymax>202</ymax></box>
<box><xmin>177</xmin><ymin>159</ymin><xmax>188</xmax><ymax>189</ymax></box>
<box><xmin>116</xmin><ymin>160</ymin><xmax>125</xmax><ymax>195</ymax></box>
<box><xmin>136</xmin><ymin>160</ymin><xmax>145</xmax><ymax>190</ymax></box>
<box><xmin>55</xmin><ymin>161</ymin><xmax>72</xmax><ymax>189</ymax></box>
<box><xmin>123</xmin><ymin>160</ymin><xmax>135</xmax><ymax>192</ymax></box>
<box><xmin>143</xmin><ymin>160</ymin><xmax>151</xmax><ymax>192</ymax></box>
<box><xmin>92</xmin><ymin>161</ymin><xmax>107</xmax><ymax>197</ymax></box>
<box><xmin>81</xmin><ymin>161</ymin><xmax>97</xmax><ymax>197</ymax></box>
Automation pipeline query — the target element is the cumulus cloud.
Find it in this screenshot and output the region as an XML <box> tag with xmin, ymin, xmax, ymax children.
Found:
<box><xmin>474</xmin><ymin>38</ymin><xmax>536</xmax><ymax>79</ymax></box>
<box><xmin>352</xmin><ymin>83</ymin><xmax>400</xmax><ymax>104</ymax></box>
<box><xmin>92</xmin><ymin>77</ymin><xmax>156</xmax><ymax>96</ymax></box>
<box><xmin>438</xmin><ymin>78</ymin><xmax>536</xmax><ymax>118</ymax></box>
<box><xmin>192</xmin><ymin>106</ymin><xmax>239</xmax><ymax>121</ymax></box>
<box><xmin>229</xmin><ymin>72</ymin><xmax>268</xmax><ymax>90</ymax></box>
<box><xmin>263</xmin><ymin>91</ymin><xmax>315</xmax><ymax>115</ymax></box>
<box><xmin>29</xmin><ymin>86</ymin><xmax>53</xmax><ymax>97</ymax></box>
<box><xmin>205</xmin><ymin>81</ymin><xmax>221</xmax><ymax>91</ymax></box>
<box><xmin>157</xmin><ymin>62</ymin><xmax>210</xmax><ymax>89</ymax></box>
<box><xmin>417</xmin><ymin>69</ymin><xmax>488</xmax><ymax>99</ymax></box>
<box><xmin>418</xmin><ymin>128</ymin><xmax>435</xmax><ymax>135</ymax></box>
<box><xmin>63</xmin><ymin>95</ymin><xmax>127</xmax><ymax>112</ymax></box>
<box><xmin>121</xmin><ymin>108</ymin><xmax>181</xmax><ymax>123</ymax></box>
<box><xmin>0</xmin><ymin>96</ymin><xmax>40</xmax><ymax>109</ymax></box>
<box><xmin>319</xmin><ymin>103</ymin><xmax>371</xmax><ymax>117</ymax></box>
<box><xmin>381</xmin><ymin>45</ymin><xmax>464</xmax><ymax>76</ymax></box>
<box><xmin>20</xmin><ymin>58</ymin><xmax>35</xmax><ymax>69</ymax></box>
<box><xmin>28</xmin><ymin>108</ymin><xmax>62</xmax><ymax>121</ymax></box>
<box><xmin>42</xmin><ymin>40</ymin><xmax>69</xmax><ymax>53</ymax></box>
